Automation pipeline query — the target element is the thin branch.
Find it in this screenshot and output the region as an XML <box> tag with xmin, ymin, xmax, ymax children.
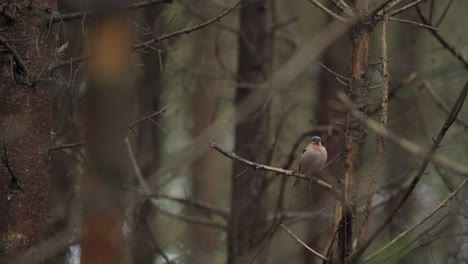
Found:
<box><xmin>421</xmin><ymin>81</ymin><xmax>468</xmax><ymax>129</ymax></box>
<box><xmin>364</xmin><ymin>178</ymin><xmax>468</xmax><ymax>262</ymax></box>
<box><xmin>280</xmin><ymin>224</ymin><xmax>329</xmax><ymax>262</ymax></box>
<box><xmin>319</xmin><ymin>62</ymin><xmax>349</xmax><ymax>82</ymax></box>
<box><xmin>306</xmin><ymin>0</ymin><xmax>348</xmax><ymax>22</ymax></box>
<box><xmin>348</xmin><ymin>79</ymin><xmax>468</xmax><ymax>261</ymax></box>
<box><xmin>369</xmin><ymin>0</ymin><xmax>394</xmax><ymax>19</ymax></box>
<box><xmin>126</xmin><ymin>138</ymin><xmax>227</xmax><ymax>231</ymax></box>
<box><xmin>356</xmin><ymin>10</ymin><xmax>389</xmax><ymax>248</ymax></box>
<box><xmin>435</xmin><ymin>0</ymin><xmax>454</xmax><ymax>27</ymax></box>
<box><xmin>415</xmin><ymin>6</ymin><xmax>468</xmax><ymax>70</ymax></box>
<box><xmin>48</xmin><ymin>2</ymin><xmax>240</xmax><ymax>73</ymax></box>
<box><xmin>0</xmin><ymin>35</ymin><xmax>29</xmax><ymax>75</ymax></box>
<box><xmin>49</xmin><ymin>107</ymin><xmax>167</xmax><ymax>152</ymax></box>
<box><xmin>156</xmin><ymin>207</ymin><xmax>227</xmax><ymax>230</ymax></box>
<box><xmin>388</xmin><ymin>17</ymin><xmax>439</xmax><ymax>31</ymax></box>
<box><xmin>388</xmin><ymin>0</ymin><xmax>425</xmax><ymax>17</ymax></box>
<box><xmin>209</xmin><ymin>142</ymin><xmax>339</xmax><ymax>198</ymax></box>
<box><xmin>328</xmin><ymin>0</ymin><xmax>353</xmax><ymax>15</ymax></box>
<box><xmin>51</xmin><ymin>0</ymin><xmax>172</xmax><ymax>23</ymax></box>
<box><xmin>148</xmin><ymin>193</ymin><xmax>228</xmax><ymax>220</ymax></box>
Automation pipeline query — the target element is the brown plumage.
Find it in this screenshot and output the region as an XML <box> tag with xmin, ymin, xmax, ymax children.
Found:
<box><xmin>292</xmin><ymin>136</ymin><xmax>327</xmax><ymax>186</ymax></box>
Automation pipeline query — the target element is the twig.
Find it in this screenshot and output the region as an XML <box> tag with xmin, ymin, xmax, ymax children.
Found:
<box><xmin>388</xmin><ymin>17</ymin><xmax>439</xmax><ymax>31</ymax></box>
<box><xmin>364</xmin><ymin>178</ymin><xmax>468</xmax><ymax>262</ymax></box>
<box><xmin>319</xmin><ymin>62</ymin><xmax>349</xmax><ymax>82</ymax></box>
<box><xmin>306</xmin><ymin>0</ymin><xmax>348</xmax><ymax>22</ymax></box>
<box><xmin>209</xmin><ymin>142</ymin><xmax>339</xmax><ymax>198</ymax></box>
<box><xmin>0</xmin><ymin>35</ymin><xmax>29</xmax><ymax>75</ymax></box>
<box><xmin>49</xmin><ymin>107</ymin><xmax>166</xmax><ymax>152</ymax></box>
<box><xmin>126</xmin><ymin>138</ymin><xmax>227</xmax><ymax>232</ymax></box>
<box><xmin>328</xmin><ymin>0</ymin><xmax>353</xmax><ymax>16</ymax></box>
<box><xmin>356</xmin><ymin>10</ymin><xmax>389</xmax><ymax>247</ymax></box>
<box><xmin>156</xmin><ymin>207</ymin><xmax>227</xmax><ymax>230</ymax></box>
<box><xmin>421</xmin><ymin>81</ymin><xmax>468</xmax><ymax>129</ymax></box>
<box><xmin>388</xmin><ymin>0</ymin><xmax>425</xmax><ymax>17</ymax></box>
<box><xmin>369</xmin><ymin>0</ymin><xmax>394</xmax><ymax>19</ymax></box>
<box><xmin>415</xmin><ymin>6</ymin><xmax>468</xmax><ymax>70</ymax></box>
<box><xmin>349</xmin><ymin>80</ymin><xmax>468</xmax><ymax>261</ymax></box>
<box><xmin>51</xmin><ymin>0</ymin><xmax>172</xmax><ymax>23</ymax></box>
<box><xmin>280</xmin><ymin>224</ymin><xmax>329</xmax><ymax>261</ymax></box>
<box><xmin>368</xmin><ymin>72</ymin><xmax>417</xmax><ymax>115</ymax></box>
<box><xmin>48</xmin><ymin>2</ymin><xmax>240</xmax><ymax>74</ymax></box>
<box><xmin>434</xmin><ymin>0</ymin><xmax>454</xmax><ymax>27</ymax></box>
<box><xmin>149</xmin><ymin>193</ymin><xmax>228</xmax><ymax>220</ymax></box>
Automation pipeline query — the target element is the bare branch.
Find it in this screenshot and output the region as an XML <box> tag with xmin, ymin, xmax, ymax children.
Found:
<box><xmin>415</xmin><ymin>6</ymin><xmax>468</xmax><ymax>69</ymax></box>
<box><xmin>0</xmin><ymin>35</ymin><xmax>29</xmax><ymax>76</ymax></box>
<box><xmin>421</xmin><ymin>81</ymin><xmax>468</xmax><ymax>129</ymax></box>
<box><xmin>280</xmin><ymin>224</ymin><xmax>329</xmax><ymax>261</ymax></box>
<box><xmin>348</xmin><ymin>79</ymin><xmax>468</xmax><ymax>261</ymax></box>
<box><xmin>48</xmin><ymin>2</ymin><xmax>240</xmax><ymax>73</ymax></box>
<box><xmin>49</xmin><ymin>107</ymin><xmax>167</xmax><ymax>152</ymax></box>
<box><xmin>388</xmin><ymin>17</ymin><xmax>439</xmax><ymax>31</ymax></box>
<box><xmin>306</xmin><ymin>0</ymin><xmax>348</xmax><ymax>22</ymax></box>
<box><xmin>209</xmin><ymin>142</ymin><xmax>339</xmax><ymax>198</ymax></box>
<box><xmin>364</xmin><ymin>177</ymin><xmax>468</xmax><ymax>262</ymax></box>
<box><xmin>388</xmin><ymin>0</ymin><xmax>425</xmax><ymax>17</ymax></box>
<box><xmin>51</xmin><ymin>0</ymin><xmax>172</xmax><ymax>23</ymax></box>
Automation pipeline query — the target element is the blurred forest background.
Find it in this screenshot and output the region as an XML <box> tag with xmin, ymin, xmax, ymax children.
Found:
<box><xmin>1</xmin><ymin>0</ymin><xmax>468</xmax><ymax>263</ymax></box>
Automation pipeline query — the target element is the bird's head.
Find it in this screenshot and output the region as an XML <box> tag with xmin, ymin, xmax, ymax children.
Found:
<box><xmin>311</xmin><ymin>136</ymin><xmax>322</xmax><ymax>146</ymax></box>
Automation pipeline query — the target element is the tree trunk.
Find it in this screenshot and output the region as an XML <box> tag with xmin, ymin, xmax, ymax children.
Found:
<box><xmin>332</xmin><ymin>0</ymin><xmax>371</xmax><ymax>262</ymax></box>
<box><xmin>131</xmin><ymin>5</ymin><xmax>167</xmax><ymax>263</ymax></box>
<box><xmin>228</xmin><ymin>0</ymin><xmax>275</xmax><ymax>263</ymax></box>
<box><xmin>0</xmin><ymin>0</ymin><xmax>56</xmax><ymax>256</ymax></box>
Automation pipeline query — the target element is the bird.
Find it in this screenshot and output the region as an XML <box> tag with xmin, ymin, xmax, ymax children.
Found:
<box><xmin>291</xmin><ymin>136</ymin><xmax>328</xmax><ymax>187</ymax></box>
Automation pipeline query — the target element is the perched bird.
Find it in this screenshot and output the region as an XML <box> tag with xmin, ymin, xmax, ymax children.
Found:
<box><xmin>292</xmin><ymin>136</ymin><xmax>328</xmax><ymax>186</ymax></box>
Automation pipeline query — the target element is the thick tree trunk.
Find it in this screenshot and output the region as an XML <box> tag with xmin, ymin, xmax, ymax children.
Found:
<box><xmin>0</xmin><ymin>0</ymin><xmax>56</xmax><ymax>256</ymax></box>
<box><xmin>228</xmin><ymin>0</ymin><xmax>275</xmax><ymax>263</ymax></box>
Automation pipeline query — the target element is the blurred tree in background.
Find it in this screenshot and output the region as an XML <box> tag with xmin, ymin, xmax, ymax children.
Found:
<box><xmin>1</xmin><ymin>0</ymin><xmax>468</xmax><ymax>263</ymax></box>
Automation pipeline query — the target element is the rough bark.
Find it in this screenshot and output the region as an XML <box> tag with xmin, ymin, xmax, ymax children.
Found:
<box><xmin>228</xmin><ymin>0</ymin><xmax>275</xmax><ymax>263</ymax></box>
<box><xmin>0</xmin><ymin>0</ymin><xmax>56</xmax><ymax>256</ymax></box>
<box><xmin>332</xmin><ymin>0</ymin><xmax>371</xmax><ymax>262</ymax></box>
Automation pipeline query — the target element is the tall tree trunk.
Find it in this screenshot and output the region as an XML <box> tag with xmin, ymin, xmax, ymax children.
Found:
<box><xmin>0</xmin><ymin>0</ymin><xmax>56</xmax><ymax>256</ymax></box>
<box><xmin>131</xmin><ymin>5</ymin><xmax>167</xmax><ymax>263</ymax></box>
<box><xmin>228</xmin><ymin>0</ymin><xmax>275</xmax><ymax>263</ymax></box>
<box><xmin>332</xmin><ymin>0</ymin><xmax>371</xmax><ymax>262</ymax></box>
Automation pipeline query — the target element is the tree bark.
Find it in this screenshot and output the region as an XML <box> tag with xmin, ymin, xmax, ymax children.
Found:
<box><xmin>0</xmin><ymin>0</ymin><xmax>56</xmax><ymax>256</ymax></box>
<box><xmin>332</xmin><ymin>0</ymin><xmax>371</xmax><ymax>262</ymax></box>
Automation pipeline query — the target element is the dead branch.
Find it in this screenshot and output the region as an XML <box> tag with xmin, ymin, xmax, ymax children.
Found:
<box><xmin>48</xmin><ymin>2</ymin><xmax>240</xmax><ymax>74</ymax></box>
<box><xmin>49</xmin><ymin>106</ymin><xmax>167</xmax><ymax>152</ymax></box>
<box><xmin>306</xmin><ymin>0</ymin><xmax>348</xmax><ymax>22</ymax></box>
<box><xmin>51</xmin><ymin>0</ymin><xmax>172</xmax><ymax>23</ymax></box>
<box><xmin>415</xmin><ymin>6</ymin><xmax>468</xmax><ymax>69</ymax></box>
<box><xmin>347</xmin><ymin>79</ymin><xmax>468</xmax><ymax>261</ymax></box>
<box><xmin>280</xmin><ymin>224</ymin><xmax>329</xmax><ymax>261</ymax></box>
<box><xmin>209</xmin><ymin>142</ymin><xmax>340</xmax><ymax>199</ymax></box>
<box><xmin>364</xmin><ymin>177</ymin><xmax>468</xmax><ymax>262</ymax></box>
